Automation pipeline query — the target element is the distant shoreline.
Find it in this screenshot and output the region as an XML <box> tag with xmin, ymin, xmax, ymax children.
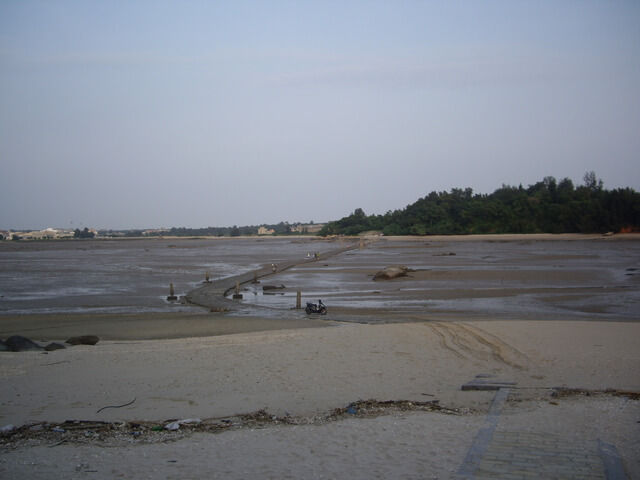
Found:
<box><xmin>3</xmin><ymin>232</ymin><xmax>639</xmax><ymax>245</ymax></box>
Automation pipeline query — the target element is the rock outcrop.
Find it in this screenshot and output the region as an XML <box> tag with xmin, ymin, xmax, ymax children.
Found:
<box><xmin>1</xmin><ymin>335</ymin><xmax>99</xmax><ymax>352</ymax></box>
<box><xmin>372</xmin><ymin>265</ymin><xmax>413</xmax><ymax>281</ymax></box>
<box><xmin>6</xmin><ymin>335</ymin><xmax>43</xmax><ymax>352</ymax></box>
<box><xmin>66</xmin><ymin>335</ymin><xmax>100</xmax><ymax>346</ymax></box>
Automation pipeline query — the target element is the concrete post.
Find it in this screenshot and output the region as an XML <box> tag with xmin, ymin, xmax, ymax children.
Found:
<box><xmin>233</xmin><ymin>281</ymin><xmax>243</xmax><ymax>299</ymax></box>
<box><xmin>296</xmin><ymin>291</ymin><xmax>301</xmax><ymax>309</ymax></box>
<box><xmin>167</xmin><ymin>283</ymin><xmax>177</xmax><ymax>301</ymax></box>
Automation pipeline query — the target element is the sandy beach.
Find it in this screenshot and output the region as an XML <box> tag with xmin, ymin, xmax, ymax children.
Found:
<box><xmin>1</xmin><ymin>235</ymin><xmax>639</xmax><ymax>479</ymax></box>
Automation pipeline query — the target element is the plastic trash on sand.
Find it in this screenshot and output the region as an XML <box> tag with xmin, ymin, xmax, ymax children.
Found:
<box><xmin>164</xmin><ymin>418</ymin><xmax>201</xmax><ymax>431</ymax></box>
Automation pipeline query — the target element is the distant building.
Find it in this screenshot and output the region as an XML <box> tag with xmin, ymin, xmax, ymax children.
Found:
<box><xmin>290</xmin><ymin>223</ymin><xmax>325</xmax><ymax>234</ymax></box>
<box><xmin>3</xmin><ymin>228</ymin><xmax>78</xmax><ymax>240</ymax></box>
<box><xmin>142</xmin><ymin>228</ymin><xmax>170</xmax><ymax>236</ymax></box>
<box><xmin>25</xmin><ymin>228</ymin><xmax>75</xmax><ymax>239</ymax></box>
<box><xmin>2</xmin><ymin>231</ymin><xmax>22</xmax><ymax>240</ymax></box>
<box><xmin>258</xmin><ymin>226</ymin><xmax>275</xmax><ymax>235</ymax></box>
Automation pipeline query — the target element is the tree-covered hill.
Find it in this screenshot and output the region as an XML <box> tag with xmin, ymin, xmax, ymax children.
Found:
<box><xmin>318</xmin><ymin>173</ymin><xmax>640</xmax><ymax>236</ymax></box>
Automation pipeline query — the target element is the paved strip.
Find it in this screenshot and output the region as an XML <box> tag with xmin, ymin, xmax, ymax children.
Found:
<box><xmin>474</xmin><ymin>431</ymin><xmax>607</xmax><ymax>480</ymax></box>
<box><xmin>598</xmin><ymin>439</ymin><xmax>628</xmax><ymax>480</ymax></box>
<box><xmin>456</xmin><ymin>389</ymin><xmax>623</xmax><ymax>479</ymax></box>
<box><xmin>457</xmin><ymin>387</ymin><xmax>510</xmax><ymax>479</ymax></box>
<box><xmin>185</xmin><ymin>243</ymin><xmax>359</xmax><ymax>312</ymax></box>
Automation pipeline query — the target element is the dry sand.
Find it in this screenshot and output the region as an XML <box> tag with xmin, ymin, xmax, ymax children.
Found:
<box><xmin>1</xmin><ymin>321</ymin><xmax>639</xmax><ymax>479</ymax></box>
<box><xmin>1</xmin><ymin>235</ymin><xmax>639</xmax><ymax>479</ymax></box>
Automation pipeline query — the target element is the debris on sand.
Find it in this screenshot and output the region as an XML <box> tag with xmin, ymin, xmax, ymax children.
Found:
<box><xmin>0</xmin><ymin>399</ymin><xmax>468</xmax><ymax>449</ymax></box>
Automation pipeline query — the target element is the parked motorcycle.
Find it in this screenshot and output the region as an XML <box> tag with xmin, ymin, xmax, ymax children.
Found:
<box><xmin>305</xmin><ymin>299</ymin><xmax>327</xmax><ymax>315</ymax></box>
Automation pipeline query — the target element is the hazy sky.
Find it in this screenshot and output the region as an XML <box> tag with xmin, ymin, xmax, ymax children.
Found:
<box><xmin>1</xmin><ymin>1</ymin><xmax>639</xmax><ymax>230</ymax></box>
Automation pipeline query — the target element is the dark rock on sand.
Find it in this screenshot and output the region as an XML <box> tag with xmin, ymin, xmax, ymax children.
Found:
<box><xmin>373</xmin><ymin>266</ymin><xmax>414</xmax><ymax>281</ymax></box>
<box><xmin>45</xmin><ymin>342</ymin><xmax>67</xmax><ymax>351</ymax></box>
<box><xmin>263</xmin><ymin>284</ymin><xmax>286</xmax><ymax>291</ymax></box>
<box><xmin>6</xmin><ymin>335</ymin><xmax>43</xmax><ymax>352</ymax></box>
<box><xmin>66</xmin><ymin>335</ymin><xmax>100</xmax><ymax>346</ymax></box>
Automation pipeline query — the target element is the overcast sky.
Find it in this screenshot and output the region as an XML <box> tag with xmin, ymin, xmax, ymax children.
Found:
<box><xmin>1</xmin><ymin>1</ymin><xmax>639</xmax><ymax>230</ymax></box>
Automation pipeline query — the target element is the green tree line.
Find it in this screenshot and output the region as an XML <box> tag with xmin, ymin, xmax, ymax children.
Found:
<box><xmin>164</xmin><ymin>222</ymin><xmax>300</xmax><ymax>237</ymax></box>
<box><xmin>107</xmin><ymin>221</ymin><xmax>313</xmax><ymax>238</ymax></box>
<box><xmin>318</xmin><ymin>173</ymin><xmax>640</xmax><ymax>236</ymax></box>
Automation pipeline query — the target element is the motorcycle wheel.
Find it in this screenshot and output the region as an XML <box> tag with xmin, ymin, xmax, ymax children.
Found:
<box><xmin>320</xmin><ymin>308</ymin><xmax>327</xmax><ymax>315</ymax></box>
<box><xmin>305</xmin><ymin>307</ymin><xmax>312</xmax><ymax>315</ymax></box>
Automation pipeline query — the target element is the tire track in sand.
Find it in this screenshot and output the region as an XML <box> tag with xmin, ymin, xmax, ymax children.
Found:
<box><xmin>425</xmin><ymin>322</ymin><xmax>467</xmax><ymax>359</ymax></box>
<box><xmin>454</xmin><ymin>323</ymin><xmax>530</xmax><ymax>370</ymax></box>
<box><xmin>420</xmin><ymin>322</ymin><xmax>529</xmax><ymax>370</ymax></box>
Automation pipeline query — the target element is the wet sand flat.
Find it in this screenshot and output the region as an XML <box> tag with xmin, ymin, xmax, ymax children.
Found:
<box><xmin>0</xmin><ymin>312</ymin><xmax>335</xmax><ymax>341</ymax></box>
<box><xmin>221</xmin><ymin>233</ymin><xmax>640</xmax><ymax>322</ymax></box>
<box><xmin>2</xmin><ymin>233</ymin><xmax>639</xmax><ymax>340</ymax></box>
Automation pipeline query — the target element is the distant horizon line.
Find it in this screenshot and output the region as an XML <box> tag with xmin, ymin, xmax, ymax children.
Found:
<box><xmin>0</xmin><ymin>221</ymin><xmax>327</xmax><ymax>233</ymax></box>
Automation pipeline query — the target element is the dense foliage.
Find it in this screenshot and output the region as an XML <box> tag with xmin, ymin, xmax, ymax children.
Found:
<box><xmin>164</xmin><ymin>222</ymin><xmax>293</xmax><ymax>237</ymax></box>
<box><xmin>73</xmin><ymin>227</ymin><xmax>95</xmax><ymax>238</ymax></box>
<box><xmin>101</xmin><ymin>222</ymin><xmax>312</xmax><ymax>238</ymax></box>
<box><xmin>318</xmin><ymin>173</ymin><xmax>640</xmax><ymax>236</ymax></box>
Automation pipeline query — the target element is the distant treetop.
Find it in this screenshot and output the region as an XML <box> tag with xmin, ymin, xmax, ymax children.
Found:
<box><xmin>318</xmin><ymin>173</ymin><xmax>640</xmax><ymax>236</ymax></box>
